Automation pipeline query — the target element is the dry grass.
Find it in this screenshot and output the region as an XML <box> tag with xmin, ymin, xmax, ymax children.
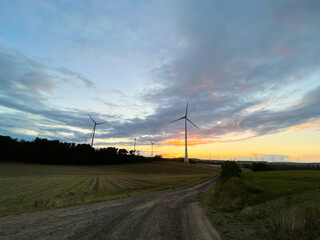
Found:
<box><xmin>242</xmin><ymin>198</ymin><xmax>320</xmax><ymax>240</ymax></box>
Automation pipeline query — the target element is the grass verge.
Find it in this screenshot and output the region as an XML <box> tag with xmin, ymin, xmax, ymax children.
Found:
<box><xmin>203</xmin><ymin>170</ymin><xmax>320</xmax><ymax>240</ymax></box>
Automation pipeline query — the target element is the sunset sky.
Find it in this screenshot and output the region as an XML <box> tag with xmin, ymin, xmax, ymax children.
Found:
<box><xmin>0</xmin><ymin>0</ymin><xmax>319</xmax><ymax>162</ymax></box>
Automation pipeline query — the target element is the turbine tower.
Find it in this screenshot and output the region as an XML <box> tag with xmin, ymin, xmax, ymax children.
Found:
<box><xmin>88</xmin><ymin>115</ymin><xmax>107</xmax><ymax>147</ymax></box>
<box><xmin>149</xmin><ymin>141</ymin><xmax>155</xmax><ymax>157</ymax></box>
<box><xmin>169</xmin><ymin>102</ymin><xmax>199</xmax><ymax>164</ymax></box>
<box><xmin>134</xmin><ymin>138</ymin><xmax>137</xmax><ymax>155</ymax></box>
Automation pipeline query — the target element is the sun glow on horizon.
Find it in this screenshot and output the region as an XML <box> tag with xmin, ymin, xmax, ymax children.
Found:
<box><xmin>119</xmin><ymin>126</ymin><xmax>320</xmax><ymax>162</ymax></box>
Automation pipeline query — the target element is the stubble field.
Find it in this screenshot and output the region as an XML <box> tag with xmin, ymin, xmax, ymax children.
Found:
<box><xmin>0</xmin><ymin>161</ymin><xmax>219</xmax><ymax>216</ymax></box>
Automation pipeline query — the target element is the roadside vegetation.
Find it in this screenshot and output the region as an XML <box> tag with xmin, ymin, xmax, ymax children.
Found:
<box><xmin>203</xmin><ymin>161</ymin><xmax>320</xmax><ymax>240</ymax></box>
<box><xmin>0</xmin><ymin>161</ymin><xmax>219</xmax><ymax>216</ymax></box>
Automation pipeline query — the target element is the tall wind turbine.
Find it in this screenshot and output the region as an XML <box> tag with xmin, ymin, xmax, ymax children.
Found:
<box><xmin>149</xmin><ymin>141</ymin><xmax>155</xmax><ymax>157</ymax></box>
<box><xmin>88</xmin><ymin>115</ymin><xmax>107</xmax><ymax>147</ymax></box>
<box><xmin>134</xmin><ymin>138</ymin><xmax>137</xmax><ymax>155</ymax></box>
<box><xmin>169</xmin><ymin>102</ymin><xmax>199</xmax><ymax>164</ymax></box>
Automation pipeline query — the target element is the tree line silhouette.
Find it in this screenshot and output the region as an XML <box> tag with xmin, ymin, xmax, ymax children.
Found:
<box><xmin>0</xmin><ymin>135</ymin><xmax>162</xmax><ymax>165</ymax></box>
<box><xmin>249</xmin><ymin>162</ymin><xmax>320</xmax><ymax>171</ymax></box>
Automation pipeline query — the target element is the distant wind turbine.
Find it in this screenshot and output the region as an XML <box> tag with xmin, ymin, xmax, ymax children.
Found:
<box><xmin>88</xmin><ymin>115</ymin><xmax>107</xmax><ymax>147</ymax></box>
<box><xmin>133</xmin><ymin>138</ymin><xmax>137</xmax><ymax>155</ymax></box>
<box><xmin>169</xmin><ymin>102</ymin><xmax>199</xmax><ymax>164</ymax></box>
<box><xmin>149</xmin><ymin>141</ymin><xmax>155</xmax><ymax>157</ymax></box>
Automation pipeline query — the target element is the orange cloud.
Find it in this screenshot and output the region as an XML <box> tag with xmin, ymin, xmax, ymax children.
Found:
<box><xmin>162</xmin><ymin>135</ymin><xmax>217</xmax><ymax>146</ymax></box>
<box><xmin>188</xmin><ymin>83</ymin><xmax>208</xmax><ymax>95</ymax></box>
<box><xmin>288</xmin><ymin>120</ymin><xmax>320</xmax><ymax>132</ymax></box>
<box><xmin>251</xmin><ymin>153</ymin><xmax>262</xmax><ymax>157</ymax></box>
<box><xmin>161</xmin><ymin>153</ymin><xmax>184</xmax><ymax>158</ymax></box>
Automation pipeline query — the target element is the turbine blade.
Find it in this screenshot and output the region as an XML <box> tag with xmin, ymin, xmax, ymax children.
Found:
<box><xmin>169</xmin><ymin>116</ymin><xmax>185</xmax><ymax>123</ymax></box>
<box><xmin>185</xmin><ymin>101</ymin><xmax>188</xmax><ymax>117</ymax></box>
<box><xmin>96</xmin><ymin>121</ymin><xmax>107</xmax><ymax>125</ymax></box>
<box><xmin>187</xmin><ymin>118</ymin><xmax>199</xmax><ymax>129</ymax></box>
<box><xmin>88</xmin><ymin>115</ymin><xmax>96</xmax><ymax>124</ymax></box>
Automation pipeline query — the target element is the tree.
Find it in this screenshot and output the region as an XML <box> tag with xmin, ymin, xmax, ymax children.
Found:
<box><xmin>154</xmin><ymin>155</ymin><xmax>163</xmax><ymax>161</ymax></box>
<box><xmin>118</xmin><ymin>149</ymin><xmax>128</xmax><ymax>155</ymax></box>
<box><xmin>0</xmin><ymin>135</ymin><xmax>153</xmax><ymax>165</ymax></box>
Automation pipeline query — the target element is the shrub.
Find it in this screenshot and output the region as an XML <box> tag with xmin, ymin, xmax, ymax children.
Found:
<box><xmin>220</xmin><ymin>161</ymin><xmax>241</xmax><ymax>181</ymax></box>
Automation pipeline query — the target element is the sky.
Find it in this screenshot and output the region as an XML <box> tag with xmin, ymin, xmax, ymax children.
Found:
<box><xmin>0</xmin><ymin>0</ymin><xmax>320</xmax><ymax>162</ymax></box>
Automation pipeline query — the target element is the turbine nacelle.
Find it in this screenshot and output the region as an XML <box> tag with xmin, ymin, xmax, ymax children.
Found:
<box><xmin>169</xmin><ymin>102</ymin><xmax>199</xmax><ymax>129</ymax></box>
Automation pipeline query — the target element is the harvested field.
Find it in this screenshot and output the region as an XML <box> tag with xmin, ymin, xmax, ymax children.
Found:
<box><xmin>0</xmin><ymin>161</ymin><xmax>219</xmax><ymax>216</ymax></box>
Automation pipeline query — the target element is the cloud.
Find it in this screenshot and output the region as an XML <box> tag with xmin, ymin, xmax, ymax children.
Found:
<box><xmin>55</xmin><ymin>67</ymin><xmax>94</xmax><ymax>88</ymax></box>
<box><xmin>1</xmin><ymin>1</ymin><xmax>320</xmax><ymax>148</ymax></box>
<box><xmin>129</xmin><ymin>0</ymin><xmax>320</xmax><ymax>144</ymax></box>
<box><xmin>0</xmin><ymin>44</ymin><xmax>103</xmax><ymax>141</ymax></box>
<box><xmin>0</xmin><ymin>45</ymin><xmax>54</xmax><ymax>94</ymax></box>
<box><xmin>76</xmin><ymin>0</ymin><xmax>320</xmax><ymax>146</ymax></box>
<box><xmin>0</xmin><ymin>44</ymin><xmax>95</xmax><ymax>95</ymax></box>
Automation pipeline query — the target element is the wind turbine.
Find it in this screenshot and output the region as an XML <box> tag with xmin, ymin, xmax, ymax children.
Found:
<box><xmin>88</xmin><ymin>115</ymin><xmax>107</xmax><ymax>147</ymax></box>
<box><xmin>149</xmin><ymin>141</ymin><xmax>155</xmax><ymax>157</ymax></box>
<box><xmin>134</xmin><ymin>138</ymin><xmax>137</xmax><ymax>155</ymax></box>
<box><xmin>169</xmin><ymin>102</ymin><xmax>199</xmax><ymax>164</ymax></box>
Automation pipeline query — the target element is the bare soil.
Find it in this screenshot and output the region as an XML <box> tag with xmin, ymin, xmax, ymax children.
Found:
<box><xmin>0</xmin><ymin>178</ymin><xmax>220</xmax><ymax>240</ymax></box>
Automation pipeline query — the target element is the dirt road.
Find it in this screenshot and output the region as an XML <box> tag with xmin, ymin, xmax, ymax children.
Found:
<box><xmin>0</xmin><ymin>178</ymin><xmax>220</xmax><ymax>240</ymax></box>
